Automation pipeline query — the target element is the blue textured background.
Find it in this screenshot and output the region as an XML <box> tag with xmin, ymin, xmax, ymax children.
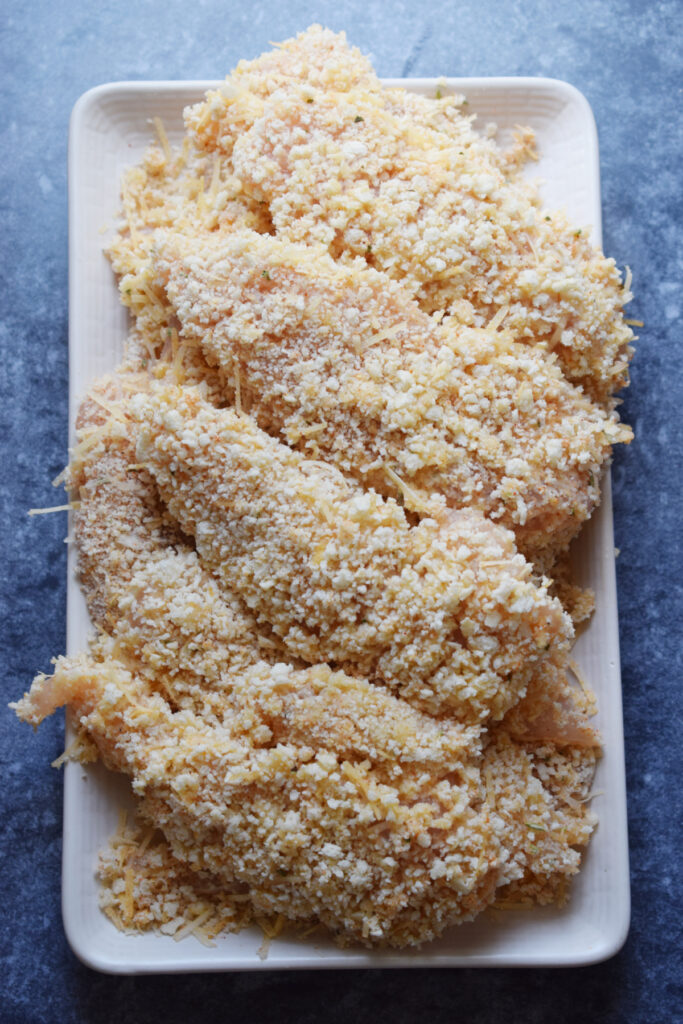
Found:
<box><xmin>2</xmin><ymin>1</ymin><xmax>681</xmax><ymax>1021</ymax></box>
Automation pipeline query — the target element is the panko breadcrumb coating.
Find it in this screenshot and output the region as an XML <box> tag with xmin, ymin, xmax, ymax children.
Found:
<box><xmin>131</xmin><ymin>382</ymin><xmax>571</xmax><ymax>721</ymax></box>
<box><xmin>187</xmin><ymin>27</ymin><xmax>633</xmax><ymax>406</ymax></box>
<box><xmin>70</xmin><ymin>379</ymin><xmax>287</xmax><ymax>721</ymax></box>
<box><xmin>482</xmin><ymin>728</ymin><xmax>598</xmax><ymax>907</ymax></box>
<box><xmin>97</xmin><ymin>814</ymin><xmax>257</xmax><ymax>942</ymax></box>
<box><xmin>186</xmin><ymin>26</ymin><xmax>531</xmax><ymax>179</ymax></box>
<box><xmin>152</xmin><ymin>226</ymin><xmax>630</xmax><ymax>564</ymax></box>
<box><xmin>72</xmin><ymin>378</ymin><xmax>182</xmax><ymax>623</ymax></box>
<box><xmin>95</xmin><ymin>730</ymin><xmax>599</xmax><ymax>940</ymax></box>
<box><xmin>480</xmin><ymin>664</ymin><xmax>600</xmax><ymax>907</ymax></box>
<box><xmin>13</xmin><ymin>655</ymin><xmax>501</xmax><ymax>948</ymax></box>
<box><xmin>222</xmin><ymin>23</ymin><xmax>379</xmax><ymax>99</ymax></box>
<box><xmin>106</xmin><ymin>116</ymin><xmax>272</xmax><ymax>376</ymax></box>
<box><xmin>12</xmin><ymin>26</ymin><xmax>623</xmax><ymax>952</ymax></box>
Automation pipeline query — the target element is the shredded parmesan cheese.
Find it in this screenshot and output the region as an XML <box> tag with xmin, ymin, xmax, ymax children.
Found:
<box><xmin>28</xmin><ymin>502</ymin><xmax>80</xmax><ymax>516</ymax></box>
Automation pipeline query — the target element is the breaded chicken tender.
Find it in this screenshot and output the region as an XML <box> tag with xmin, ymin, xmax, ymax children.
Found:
<box><xmin>131</xmin><ymin>383</ymin><xmax>572</xmax><ymax>721</ymax></box>
<box><xmin>185</xmin><ymin>25</ymin><xmax>380</xmax><ymax>155</ymax></box>
<box><xmin>187</xmin><ymin>30</ymin><xmax>633</xmax><ymax>406</ymax></box>
<box><xmin>13</xmin><ymin>655</ymin><xmax>500</xmax><ymax>948</ymax></box>
<box><xmin>152</xmin><ymin>227</ymin><xmax>629</xmax><ymax>564</ymax></box>
<box><xmin>187</xmin><ymin>26</ymin><xmax>529</xmax><ymax>179</ymax></box>
<box><xmin>70</xmin><ymin>379</ymin><xmax>283</xmax><ymax>723</ymax></box>
<box><xmin>72</xmin><ymin>379</ymin><xmax>182</xmax><ymax>623</ymax></box>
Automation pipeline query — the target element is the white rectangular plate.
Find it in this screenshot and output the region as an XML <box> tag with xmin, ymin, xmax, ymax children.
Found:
<box><xmin>65</xmin><ymin>77</ymin><xmax>630</xmax><ymax>972</ymax></box>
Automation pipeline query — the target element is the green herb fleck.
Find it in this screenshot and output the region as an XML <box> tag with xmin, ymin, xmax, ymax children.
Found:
<box><xmin>525</xmin><ymin>822</ymin><xmax>546</xmax><ymax>833</ymax></box>
<box><xmin>544</xmin><ymin>215</ymin><xmax>551</xmax><ymax>221</ymax></box>
<box><xmin>354</xmin><ymin>115</ymin><xmax>364</xmax><ymax>123</ymax></box>
<box><xmin>262</xmin><ymin>269</ymin><xmax>271</xmax><ymax>279</ymax></box>
<box><xmin>435</xmin><ymin>88</ymin><xmax>442</xmax><ymax>99</ymax></box>
<box><xmin>575</xmin><ymin>228</ymin><xmax>582</xmax><ymax>237</ymax></box>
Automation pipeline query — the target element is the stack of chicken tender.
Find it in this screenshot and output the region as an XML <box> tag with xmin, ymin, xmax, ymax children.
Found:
<box><xmin>13</xmin><ymin>26</ymin><xmax>634</xmax><ymax>949</ymax></box>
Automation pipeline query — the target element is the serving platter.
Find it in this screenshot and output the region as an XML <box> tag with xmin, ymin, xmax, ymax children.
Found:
<box><xmin>65</xmin><ymin>76</ymin><xmax>630</xmax><ymax>972</ymax></box>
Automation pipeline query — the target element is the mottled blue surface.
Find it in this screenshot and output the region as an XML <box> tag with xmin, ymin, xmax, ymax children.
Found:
<box><xmin>2</xmin><ymin>1</ymin><xmax>681</xmax><ymax>1021</ymax></box>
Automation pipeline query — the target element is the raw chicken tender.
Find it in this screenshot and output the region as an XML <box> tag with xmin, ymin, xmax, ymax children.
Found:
<box><xmin>13</xmin><ymin>655</ymin><xmax>498</xmax><ymax>948</ymax></box>
<box><xmin>153</xmin><ymin>227</ymin><xmax>630</xmax><ymax>564</ymax></box>
<box><xmin>132</xmin><ymin>383</ymin><xmax>572</xmax><ymax>721</ymax></box>
<box><xmin>71</xmin><ymin>380</ymin><xmax>282</xmax><ymax>718</ymax></box>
